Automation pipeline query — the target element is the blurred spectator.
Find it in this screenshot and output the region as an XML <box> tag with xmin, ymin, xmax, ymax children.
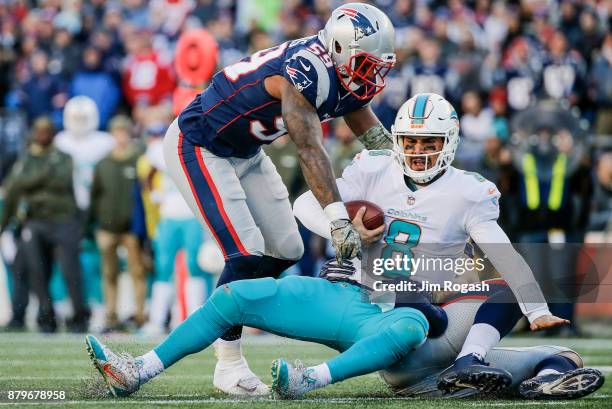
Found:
<box><xmin>192</xmin><ymin>0</ymin><xmax>220</xmax><ymax>27</ymax></box>
<box><xmin>328</xmin><ymin>119</ymin><xmax>364</xmax><ymax>178</ymax></box>
<box><xmin>70</xmin><ymin>46</ymin><xmax>120</xmax><ymax>129</ymax></box>
<box><xmin>0</xmin><ymin>111</ymin><xmax>28</xmax><ymax>183</ymax></box>
<box><xmin>431</xmin><ymin>13</ymin><xmax>459</xmax><ymax>61</ymax></box>
<box><xmin>507</xmin><ymin>125</ymin><xmax>593</xmax><ymax>335</ymax></box>
<box><xmin>590</xmin><ymin>33</ymin><xmax>612</xmax><ymax>135</ymax></box>
<box><xmin>55</xmin><ymin>96</ymin><xmax>115</xmax><ymax>328</ymax></box>
<box><xmin>558</xmin><ymin>0</ymin><xmax>581</xmax><ymax>48</ymax></box>
<box><xmin>541</xmin><ymin>31</ymin><xmax>586</xmax><ymax>106</ymax></box>
<box><xmin>123</xmin><ymin>0</ymin><xmax>151</xmax><ymax>30</ymax></box>
<box><xmin>575</xmin><ymin>8</ymin><xmax>604</xmax><ymax>66</ymax></box>
<box><xmin>48</xmin><ymin>28</ymin><xmax>81</xmax><ymax>80</ymax></box>
<box><xmin>455</xmin><ymin>90</ymin><xmax>495</xmax><ymax>168</ymax></box>
<box><xmin>16</xmin><ymin>50</ymin><xmax>67</xmax><ymax>125</ymax></box>
<box><xmin>483</xmin><ymin>1</ymin><xmax>509</xmax><ymax>52</ymax></box>
<box><xmin>406</xmin><ymin>37</ymin><xmax>452</xmax><ymax>98</ymax></box>
<box><xmin>149</xmin><ymin>0</ymin><xmax>195</xmax><ymax>39</ymax></box>
<box><xmin>4</xmin><ymin>117</ymin><xmax>88</xmax><ymax>333</ymax></box>
<box><xmin>447</xmin><ymin>30</ymin><xmax>487</xmax><ymax>102</ymax></box>
<box><xmin>0</xmin><ymin>157</ymin><xmax>29</xmax><ymax>330</ymax></box>
<box><xmin>0</xmin><ymin>18</ymin><xmax>18</xmax><ymax>104</ymax></box>
<box><xmin>53</xmin><ymin>0</ymin><xmax>82</xmax><ymax>35</ymax></box>
<box><xmin>208</xmin><ymin>14</ymin><xmax>246</xmax><ymax>68</ymax></box>
<box><xmin>122</xmin><ymin>30</ymin><xmax>175</xmax><ymax>108</ymax></box>
<box><xmin>89</xmin><ymin>29</ymin><xmax>124</xmax><ymax>79</ymax></box>
<box><xmin>510</xmin><ymin>127</ymin><xmax>592</xmax><ymax>238</ymax></box>
<box><xmin>387</xmin><ymin>0</ymin><xmax>415</xmax><ymax>29</ymax></box>
<box><xmin>501</xmin><ymin>37</ymin><xmax>542</xmax><ymax>112</ymax></box>
<box><xmin>56</xmin><ymin>96</ymin><xmax>115</xmax><ymax>211</ymax></box>
<box><xmin>588</xmin><ymin>152</ymin><xmax>612</xmax><ymax>233</ymax></box>
<box><xmin>0</xmin><ymin>227</ymin><xmax>29</xmax><ymax>331</ymax></box>
<box><xmin>489</xmin><ymin>87</ymin><xmax>510</xmax><ymax>142</ymax></box>
<box><xmin>90</xmin><ymin>115</ymin><xmax>145</xmax><ymax>332</ymax></box>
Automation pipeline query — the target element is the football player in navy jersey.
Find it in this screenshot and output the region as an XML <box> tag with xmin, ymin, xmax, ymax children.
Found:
<box><xmin>160</xmin><ymin>3</ymin><xmax>396</xmax><ymax>395</ymax></box>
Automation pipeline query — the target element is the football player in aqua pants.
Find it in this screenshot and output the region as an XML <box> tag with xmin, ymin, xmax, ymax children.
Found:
<box><xmin>85</xmin><ymin>272</ymin><xmax>430</xmax><ymax>398</ymax></box>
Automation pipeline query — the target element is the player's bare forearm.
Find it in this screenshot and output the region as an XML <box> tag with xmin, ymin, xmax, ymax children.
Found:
<box><xmin>344</xmin><ymin>106</ymin><xmax>393</xmax><ymax>150</ymax></box>
<box><xmin>281</xmin><ymin>82</ymin><xmax>340</xmax><ymax>207</ymax></box>
<box><xmin>344</xmin><ymin>106</ymin><xmax>379</xmax><ymax>135</ymax></box>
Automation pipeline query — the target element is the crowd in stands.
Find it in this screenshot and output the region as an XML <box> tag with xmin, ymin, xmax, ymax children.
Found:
<box><xmin>0</xmin><ymin>0</ymin><xmax>609</xmax><ymax>334</ymax></box>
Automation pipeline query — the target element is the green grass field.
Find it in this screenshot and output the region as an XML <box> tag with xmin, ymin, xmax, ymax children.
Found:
<box><xmin>0</xmin><ymin>333</ymin><xmax>609</xmax><ymax>408</ymax></box>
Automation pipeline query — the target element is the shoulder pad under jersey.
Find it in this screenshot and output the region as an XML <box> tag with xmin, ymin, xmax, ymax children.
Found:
<box><xmin>454</xmin><ymin>168</ymin><xmax>501</xmax><ymax>204</ymax></box>
<box><xmin>282</xmin><ymin>38</ymin><xmax>334</xmax><ymax>109</ymax></box>
<box><xmin>347</xmin><ymin>149</ymin><xmax>395</xmax><ymax>174</ymax></box>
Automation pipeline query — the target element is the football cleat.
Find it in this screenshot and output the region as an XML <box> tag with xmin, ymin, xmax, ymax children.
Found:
<box><xmin>84</xmin><ymin>334</ymin><xmax>140</xmax><ymax>397</ymax></box>
<box><xmin>213</xmin><ymin>357</ymin><xmax>269</xmax><ymax>396</ymax></box>
<box><xmin>271</xmin><ymin>359</ymin><xmax>317</xmax><ymax>399</ymax></box>
<box><xmin>438</xmin><ymin>353</ymin><xmax>512</xmax><ymax>394</ymax></box>
<box><xmin>519</xmin><ymin>368</ymin><xmax>605</xmax><ymax>400</ymax></box>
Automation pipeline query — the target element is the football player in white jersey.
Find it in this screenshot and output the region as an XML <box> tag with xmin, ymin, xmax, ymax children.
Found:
<box><xmin>293</xmin><ymin>92</ymin><xmax>571</xmax><ymax>393</ymax></box>
<box><xmin>84</xmin><ymin>93</ymin><xmax>601</xmax><ymax>400</ymax></box>
<box><xmin>55</xmin><ymin>96</ymin><xmax>115</xmax><ymax>330</ymax></box>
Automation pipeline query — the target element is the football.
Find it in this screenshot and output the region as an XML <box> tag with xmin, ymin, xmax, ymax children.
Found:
<box><xmin>345</xmin><ymin>200</ymin><xmax>385</xmax><ymax>230</ymax></box>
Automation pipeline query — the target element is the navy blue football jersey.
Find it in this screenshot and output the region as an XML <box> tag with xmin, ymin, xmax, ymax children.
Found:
<box><xmin>178</xmin><ymin>35</ymin><xmax>371</xmax><ymax>158</ymax></box>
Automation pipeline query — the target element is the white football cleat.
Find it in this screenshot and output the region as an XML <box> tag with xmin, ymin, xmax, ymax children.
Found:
<box><xmin>271</xmin><ymin>358</ymin><xmax>317</xmax><ymax>399</ymax></box>
<box><xmin>213</xmin><ymin>357</ymin><xmax>270</xmax><ymax>396</ymax></box>
<box><xmin>85</xmin><ymin>334</ymin><xmax>140</xmax><ymax>397</ymax></box>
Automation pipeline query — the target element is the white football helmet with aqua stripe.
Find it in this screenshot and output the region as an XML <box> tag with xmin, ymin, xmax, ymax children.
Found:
<box><xmin>391</xmin><ymin>93</ymin><xmax>460</xmax><ymax>183</ymax></box>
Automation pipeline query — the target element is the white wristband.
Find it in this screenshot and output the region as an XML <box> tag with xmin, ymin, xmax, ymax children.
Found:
<box><xmin>324</xmin><ymin>202</ymin><xmax>349</xmax><ymax>221</ymax></box>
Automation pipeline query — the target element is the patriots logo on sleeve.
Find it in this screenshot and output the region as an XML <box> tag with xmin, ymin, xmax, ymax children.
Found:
<box><xmin>286</xmin><ymin>63</ymin><xmax>313</xmax><ymax>92</ymax></box>
<box><xmin>340</xmin><ymin>8</ymin><xmax>377</xmax><ymax>40</ymax></box>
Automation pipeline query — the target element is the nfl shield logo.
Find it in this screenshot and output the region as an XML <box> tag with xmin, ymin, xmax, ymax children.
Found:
<box><xmin>407</xmin><ymin>196</ymin><xmax>415</xmax><ymax>205</ymax></box>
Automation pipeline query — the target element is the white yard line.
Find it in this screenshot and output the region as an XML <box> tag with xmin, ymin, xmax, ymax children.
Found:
<box><xmin>0</xmin><ymin>396</ymin><xmax>609</xmax><ymax>406</ymax></box>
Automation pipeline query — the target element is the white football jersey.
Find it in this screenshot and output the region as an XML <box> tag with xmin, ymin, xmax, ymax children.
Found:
<box><xmin>337</xmin><ymin>149</ymin><xmax>501</xmax><ymax>284</ymax></box>
<box><xmin>55</xmin><ymin>130</ymin><xmax>115</xmax><ymax>210</ymax></box>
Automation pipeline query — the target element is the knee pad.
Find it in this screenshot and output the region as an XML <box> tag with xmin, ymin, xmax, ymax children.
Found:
<box><xmin>216</xmin><ymin>255</ymin><xmax>262</xmax><ymax>287</ymax></box>
<box><xmin>207</xmin><ymin>284</ymin><xmax>242</xmax><ymax>324</ymax></box>
<box><xmin>275</xmin><ymin>231</ymin><xmax>304</xmax><ymax>261</ymax></box>
<box><xmin>385</xmin><ymin>316</ymin><xmax>428</xmax><ymax>357</ymax></box>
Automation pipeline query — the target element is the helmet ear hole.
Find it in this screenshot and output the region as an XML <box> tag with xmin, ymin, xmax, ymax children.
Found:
<box><xmin>334</xmin><ymin>40</ymin><xmax>342</xmax><ymax>54</ymax></box>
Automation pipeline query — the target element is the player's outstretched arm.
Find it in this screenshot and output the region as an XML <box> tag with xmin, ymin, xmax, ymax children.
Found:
<box><xmin>470</xmin><ymin>220</ymin><xmax>570</xmax><ymax>331</ymax></box>
<box><xmin>293</xmin><ymin>190</ymin><xmax>331</xmax><ymax>239</ymax></box>
<box><xmin>344</xmin><ymin>106</ymin><xmax>393</xmax><ymax>150</ymax></box>
<box><xmin>280</xmin><ymin>80</ymin><xmax>338</xmax><ymax>206</ymax></box>
<box><xmin>278</xmin><ymin>78</ymin><xmax>361</xmax><ymax>261</ymax></box>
